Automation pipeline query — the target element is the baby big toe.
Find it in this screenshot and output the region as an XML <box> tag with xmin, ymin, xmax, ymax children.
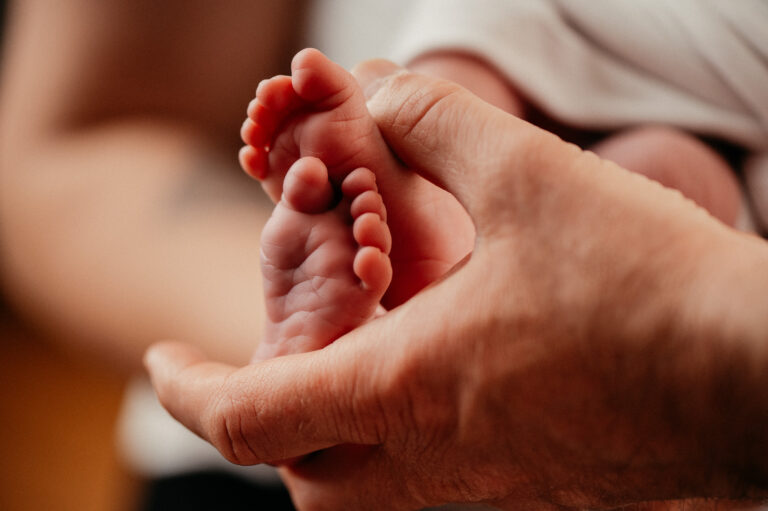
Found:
<box><xmin>291</xmin><ymin>48</ymin><xmax>359</xmax><ymax>106</ymax></box>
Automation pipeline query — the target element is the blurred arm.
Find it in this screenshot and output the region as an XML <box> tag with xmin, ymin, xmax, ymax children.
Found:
<box><xmin>0</xmin><ymin>0</ymin><xmax>303</xmax><ymax>369</ymax></box>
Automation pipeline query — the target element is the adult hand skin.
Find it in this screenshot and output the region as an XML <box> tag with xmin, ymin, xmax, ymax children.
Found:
<box><xmin>145</xmin><ymin>61</ymin><xmax>768</xmax><ymax>510</ymax></box>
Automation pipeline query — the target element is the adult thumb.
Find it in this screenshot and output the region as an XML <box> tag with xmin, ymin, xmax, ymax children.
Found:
<box><xmin>352</xmin><ymin>59</ymin><xmax>570</xmax><ymax>232</ymax></box>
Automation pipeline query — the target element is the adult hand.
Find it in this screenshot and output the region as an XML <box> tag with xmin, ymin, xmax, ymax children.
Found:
<box><xmin>145</xmin><ymin>61</ymin><xmax>768</xmax><ymax>510</ymax></box>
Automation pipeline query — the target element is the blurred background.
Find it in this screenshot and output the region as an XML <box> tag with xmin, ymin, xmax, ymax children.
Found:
<box><xmin>0</xmin><ymin>0</ymin><xmax>134</xmax><ymax>507</ymax></box>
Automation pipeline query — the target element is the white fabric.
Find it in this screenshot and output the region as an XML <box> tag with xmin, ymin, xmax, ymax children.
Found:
<box><xmin>305</xmin><ymin>0</ymin><xmax>411</xmax><ymax>69</ymax></box>
<box><xmin>392</xmin><ymin>0</ymin><xmax>768</xmax><ymax>231</ymax></box>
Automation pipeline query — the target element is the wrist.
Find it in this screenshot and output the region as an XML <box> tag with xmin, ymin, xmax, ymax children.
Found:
<box><xmin>571</xmin><ymin>210</ymin><xmax>768</xmax><ymax>503</ymax></box>
<box><xmin>616</xmin><ymin>226</ymin><xmax>768</xmax><ymax>502</ymax></box>
<box><xmin>680</xmin><ymin>231</ymin><xmax>768</xmax><ymax>496</ymax></box>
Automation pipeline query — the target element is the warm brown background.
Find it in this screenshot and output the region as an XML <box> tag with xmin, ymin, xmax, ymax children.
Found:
<box><xmin>0</xmin><ymin>314</ymin><xmax>139</xmax><ymax>511</ymax></box>
<box><xmin>1</xmin><ymin>1</ymin><xmax>137</xmax><ymax>507</ymax></box>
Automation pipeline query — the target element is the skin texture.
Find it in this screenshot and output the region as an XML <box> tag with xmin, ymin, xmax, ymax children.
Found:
<box><xmin>258</xmin><ymin>157</ymin><xmax>392</xmax><ymax>359</ymax></box>
<box><xmin>409</xmin><ymin>52</ymin><xmax>744</xmax><ymax>228</ymax></box>
<box><xmin>402</xmin><ymin>51</ymin><xmax>754</xmax><ymax>511</ymax></box>
<box><xmin>404</xmin><ymin>56</ymin><xmax>754</xmax><ymax>511</ymax></box>
<box><xmin>146</xmin><ymin>62</ymin><xmax>768</xmax><ymax>510</ymax></box>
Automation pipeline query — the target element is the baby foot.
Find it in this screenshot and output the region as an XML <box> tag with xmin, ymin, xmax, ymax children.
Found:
<box><xmin>256</xmin><ymin>156</ymin><xmax>392</xmax><ymax>360</ymax></box>
<box><xmin>240</xmin><ymin>48</ymin><xmax>474</xmax><ymax>307</ymax></box>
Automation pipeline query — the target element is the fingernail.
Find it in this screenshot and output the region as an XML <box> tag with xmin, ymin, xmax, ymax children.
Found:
<box><xmin>352</xmin><ymin>59</ymin><xmax>405</xmax><ymax>100</ymax></box>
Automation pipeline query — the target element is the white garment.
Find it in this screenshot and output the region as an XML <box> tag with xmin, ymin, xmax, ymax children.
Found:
<box><xmin>392</xmin><ymin>0</ymin><xmax>768</xmax><ymax>232</ymax></box>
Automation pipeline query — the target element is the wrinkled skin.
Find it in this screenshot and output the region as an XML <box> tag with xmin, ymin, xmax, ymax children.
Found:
<box><xmin>145</xmin><ymin>62</ymin><xmax>768</xmax><ymax>510</ymax></box>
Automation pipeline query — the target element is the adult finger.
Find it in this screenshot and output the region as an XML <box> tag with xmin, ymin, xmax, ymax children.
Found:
<box><xmin>352</xmin><ymin>59</ymin><xmax>577</xmax><ymax>233</ymax></box>
<box><xmin>144</xmin><ymin>338</ymin><xmax>388</xmax><ymax>466</ymax></box>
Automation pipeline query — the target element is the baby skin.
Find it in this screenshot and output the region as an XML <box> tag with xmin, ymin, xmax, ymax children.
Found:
<box><xmin>256</xmin><ymin>156</ymin><xmax>391</xmax><ymax>359</ymax></box>
<box><xmin>240</xmin><ymin>49</ymin><xmax>475</xmax><ymax>314</ymax></box>
<box><xmin>241</xmin><ymin>48</ymin><xmax>473</xmax><ymax>357</ymax></box>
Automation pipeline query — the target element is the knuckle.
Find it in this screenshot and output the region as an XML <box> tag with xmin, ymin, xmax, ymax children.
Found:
<box><xmin>350</xmin><ymin>384</ymin><xmax>390</xmax><ymax>445</ymax></box>
<box><xmin>202</xmin><ymin>392</ymin><xmax>241</xmax><ymax>463</ymax></box>
<box><xmin>375</xmin><ymin>351</ymin><xmax>455</xmax><ymax>455</ymax></box>
<box><xmin>203</xmin><ymin>384</ymin><xmax>269</xmax><ymax>466</ymax></box>
<box><xmin>376</xmin><ymin>72</ymin><xmax>466</xmax><ymax>148</ymax></box>
<box><xmin>393</xmin><ymin>78</ymin><xmax>464</xmax><ymax>145</ymax></box>
<box><xmin>328</xmin><ymin>366</ymin><xmax>383</xmax><ymax>445</ymax></box>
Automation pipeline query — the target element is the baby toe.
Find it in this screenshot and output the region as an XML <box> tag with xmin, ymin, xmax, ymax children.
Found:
<box><xmin>341</xmin><ymin>167</ymin><xmax>378</xmax><ymax>197</ymax></box>
<box><xmin>353</xmin><ymin>212</ymin><xmax>391</xmax><ymax>254</ymax></box>
<box><xmin>353</xmin><ymin>246</ymin><xmax>392</xmax><ymax>293</ymax></box>
<box><xmin>291</xmin><ymin>48</ymin><xmax>358</xmax><ymax>106</ymax></box>
<box><xmin>256</xmin><ymin>75</ymin><xmax>301</xmax><ymax>111</ymax></box>
<box><xmin>240</xmin><ymin>118</ymin><xmax>268</xmax><ymax>148</ymax></box>
<box><xmin>351</xmin><ymin>190</ymin><xmax>387</xmax><ymax>222</ymax></box>
<box><xmin>239</xmin><ymin>145</ymin><xmax>268</xmax><ymax>180</ymax></box>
